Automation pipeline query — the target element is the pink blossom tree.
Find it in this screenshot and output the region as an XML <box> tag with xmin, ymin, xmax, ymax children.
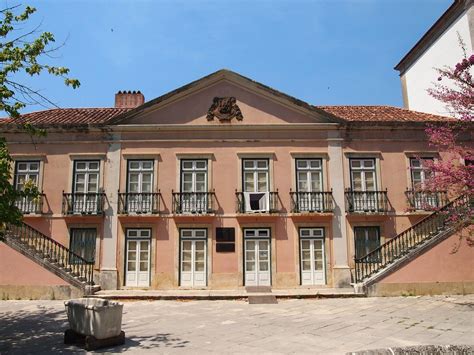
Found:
<box><xmin>424</xmin><ymin>43</ymin><xmax>473</xmax><ymax>246</ymax></box>
<box><xmin>426</xmin><ymin>53</ymin><xmax>473</xmax><ymax>192</ymax></box>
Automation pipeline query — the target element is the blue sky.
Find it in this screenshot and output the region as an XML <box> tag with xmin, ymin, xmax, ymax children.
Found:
<box><xmin>11</xmin><ymin>0</ymin><xmax>452</xmax><ymax>112</ymax></box>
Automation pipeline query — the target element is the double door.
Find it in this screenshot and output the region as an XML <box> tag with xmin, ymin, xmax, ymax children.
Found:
<box><xmin>244</xmin><ymin>229</ymin><xmax>271</xmax><ymax>286</ymax></box>
<box><xmin>180</xmin><ymin>229</ymin><xmax>207</xmax><ymax>287</ymax></box>
<box><xmin>125</xmin><ymin>229</ymin><xmax>151</xmax><ymax>287</ymax></box>
<box><xmin>300</xmin><ymin>228</ymin><xmax>326</xmax><ymax>285</ymax></box>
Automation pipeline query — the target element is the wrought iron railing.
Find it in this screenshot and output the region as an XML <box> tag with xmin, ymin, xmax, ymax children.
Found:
<box><xmin>405</xmin><ymin>190</ymin><xmax>448</xmax><ymax>211</ymax></box>
<box><xmin>290</xmin><ymin>190</ymin><xmax>334</xmax><ymax>213</ymax></box>
<box><xmin>2</xmin><ymin>222</ymin><xmax>95</xmax><ymax>286</ymax></box>
<box><xmin>172</xmin><ymin>191</ymin><xmax>215</xmax><ymax>214</ymax></box>
<box><xmin>235</xmin><ymin>191</ymin><xmax>279</xmax><ymax>213</ymax></box>
<box><xmin>118</xmin><ymin>192</ymin><xmax>160</xmax><ymax>214</ymax></box>
<box><xmin>15</xmin><ymin>193</ymin><xmax>45</xmax><ymax>214</ymax></box>
<box><xmin>62</xmin><ymin>192</ymin><xmax>106</xmax><ymax>215</ymax></box>
<box><xmin>345</xmin><ymin>189</ymin><xmax>388</xmax><ymax>213</ymax></box>
<box><xmin>354</xmin><ymin>194</ymin><xmax>471</xmax><ymax>283</ymax></box>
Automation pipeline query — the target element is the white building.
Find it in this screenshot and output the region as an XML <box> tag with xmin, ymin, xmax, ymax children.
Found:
<box><xmin>395</xmin><ymin>0</ymin><xmax>473</xmax><ymax>116</ymax></box>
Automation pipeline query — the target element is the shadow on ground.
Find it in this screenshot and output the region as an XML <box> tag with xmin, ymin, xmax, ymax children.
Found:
<box><xmin>0</xmin><ymin>307</ymin><xmax>188</xmax><ymax>354</ymax></box>
<box><xmin>95</xmin><ymin>333</ymin><xmax>190</xmax><ymax>353</ymax></box>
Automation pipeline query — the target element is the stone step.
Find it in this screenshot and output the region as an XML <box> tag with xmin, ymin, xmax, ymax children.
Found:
<box><xmin>248</xmin><ymin>295</ymin><xmax>278</xmax><ymax>304</ymax></box>
<box><xmin>90</xmin><ymin>288</ymin><xmax>360</xmax><ymax>301</ymax></box>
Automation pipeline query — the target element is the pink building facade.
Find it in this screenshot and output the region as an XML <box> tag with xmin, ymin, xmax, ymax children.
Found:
<box><xmin>1</xmin><ymin>70</ymin><xmax>472</xmax><ymax>297</ymax></box>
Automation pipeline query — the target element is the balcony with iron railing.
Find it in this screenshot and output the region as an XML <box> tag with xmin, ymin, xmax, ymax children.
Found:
<box><xmin>405</xmin><ymin>190</ymin><xmax>448</xmax><ymax>211</ymax></box>
<box><xmin>118</xmin><ymin>192</ymin><xmax>161</xmax><ymax>215</ymax></box>
<box><xmin>236</xmin><ymin>190</ymin><xmax>279</xmax><ymax>214</ymax></box>
<box><xmin>15</xmin><ymin>193</ymin><xmax>46</xmax><ymax>215</ymax></box>
<box><xmin>62</xmin><ymin>192</ymin><xmax>106</xmax><ymax>215</ymax></box>
<box><xmin>345</xmin><ymin>189</ymin><xmax>388</xmax><ymax>213</ymax></box>
<box><xmin>172</xmin><ymin>191</ymin><xmax>216</xmax><ymax>214</ymax></box>
<box><xmin>289</xmin><ymin>190</ymin><xmax>334</xmax><ymax>213</ymax></box>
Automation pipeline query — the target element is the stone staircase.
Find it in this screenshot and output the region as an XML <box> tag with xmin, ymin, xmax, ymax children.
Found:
<box><xmin>353</xmin><ymin>194</ymin><xmax>472</xmax><ymax>294</ymax></box>
<box><xmin>1</xmin><ymin>221</ymin><xmax>99</xmax><ymax>295</ymax></box>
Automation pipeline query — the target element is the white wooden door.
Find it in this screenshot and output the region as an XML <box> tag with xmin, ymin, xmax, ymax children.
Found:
<box><xmin>125</xmin><ymin>229</ymin><xmax>151</xmax><ymax>287</ymax></box>
<box><xmin>244</xmin><ymin>229</ymin><xmax>271</xmax><ymax>286</ymax></box>
<box><xmin>180</xmin><ymin>229</ymin><xmax>207</xmax><ymax>287</ymax></box>
<box><xmin>300</xmin><ymin>228</ymin><xmax>326</xmax><ymax>285</ymax></box>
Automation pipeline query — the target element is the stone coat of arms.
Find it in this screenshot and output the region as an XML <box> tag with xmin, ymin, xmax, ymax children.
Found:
<box><xmin>206</xmin><ymin>97</ymin><xmax>243</xmax><ymax>122</ymax></box>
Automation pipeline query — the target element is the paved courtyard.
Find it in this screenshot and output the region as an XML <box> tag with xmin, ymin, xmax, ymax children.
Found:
<box><xmin>0</xmin><ymin>295</ymin><xmax>473</xmax><ymax>354</ymax></box>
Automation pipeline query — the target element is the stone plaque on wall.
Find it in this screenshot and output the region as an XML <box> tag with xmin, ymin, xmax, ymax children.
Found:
<box><xmin>216</xmin><ymin>227</ymin><xmax>235</xmax><ymax>252</ymax></box>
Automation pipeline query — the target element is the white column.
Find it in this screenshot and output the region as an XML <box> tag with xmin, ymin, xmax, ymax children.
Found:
<box><xmin>328</xmin><ymin>132</ymin><xmax>351</xmax><ymax>287</ymax></box>
<box><xmin>100</xmin><ymin>133</ymin><xmax>121</xmax><ymax>289</ymax></box>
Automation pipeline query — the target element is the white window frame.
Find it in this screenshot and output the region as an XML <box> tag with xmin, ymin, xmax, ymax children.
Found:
<box><xmin>180</xmin><ymin>159</ymin><xmax>208</xmax><ymax>193</ymax></box>
<box><xmin>73</xmin><ymin>160</ymin><xmax>101</xmax><ymax>194</ymax></box>
<box><xmin>242</xmin><ymin>159</ymin><xmax>269</xmax><ymax>193</ymax></box>
<box><xmin>410</xmin><ymin>157</ymin><xmax>434</xmax><ymax>190</ymax></box>
<box><xmin>14</xmin><ymin>160</ymin><xmax>41</xmax><ymax>213</ymax></box>
<box><xmin>127</xmin><ymin>159</ymin><xmax>154</xmax><ymax>193</ymax></box>
<box><xmin>350</xmin><ymin>158</ymin><xmax>377</xmax><ymax>191</ymax></box>
<box><xmin>71</xmin><ymin>160</ymin><xmax>101</xmax><ymax>214</ymax></box>
<box><xmin>14</xmin><ymin>160</ymin><xmax>40</xmax><ymax>190</ymax></box>
<box><xmin>296</xmin><ymin>159</ymin><xmax>323</xmax><ymax>192</ymax></box>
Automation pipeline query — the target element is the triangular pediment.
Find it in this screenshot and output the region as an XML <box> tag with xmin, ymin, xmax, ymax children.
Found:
<box><xmin>108</xmin><ymin>70</ymin><xmax>343</xmax><ymax>126</ymax></box>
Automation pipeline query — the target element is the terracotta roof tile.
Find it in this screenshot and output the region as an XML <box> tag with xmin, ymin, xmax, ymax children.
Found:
<box><xmin>316</xmin><ymin>105</ymin><xmax>453</xmax><ymax>122</ymax></box>
<box><xmin>0</xmin><ymin>104</ymin><xmax>453</xmax><ymax>127</ymax></box>
<box><xmin>0</xmin><ymin>107</ymin><xmax>132</xmax><ymax>126</ymax></box>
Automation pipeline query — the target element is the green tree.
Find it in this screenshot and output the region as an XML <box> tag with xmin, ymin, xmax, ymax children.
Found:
<box><xmin>0</xmin><ymin>4</ymin><xmax>80</xmax><ymax>225</ymax></box>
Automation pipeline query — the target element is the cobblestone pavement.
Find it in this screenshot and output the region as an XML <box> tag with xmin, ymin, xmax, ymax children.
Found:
<box><xmin>0</xmin><ymin>295</ymin><xmax>473</xmax><ymax>354</ymax></box>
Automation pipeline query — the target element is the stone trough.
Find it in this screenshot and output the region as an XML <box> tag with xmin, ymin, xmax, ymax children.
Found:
<box><xmin>64</xmin><ymin>298</ymin><xmax>125</xmax><ymax>350</ymax></box>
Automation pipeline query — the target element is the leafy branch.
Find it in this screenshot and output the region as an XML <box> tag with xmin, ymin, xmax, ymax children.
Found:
<box><xmin>0</xmin><ymin>4</ymin><xmax>80</xmax><ymax>118</ymax></box>
<box><xmin>0</xmin><ymin>4</ymin><xmax>80</xmax><ymax>226</ymax></box>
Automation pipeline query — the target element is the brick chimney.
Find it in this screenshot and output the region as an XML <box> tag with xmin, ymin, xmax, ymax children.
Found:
<box><xmin>114</xmin><ymin>90</ymin><xmax>145</xmax><ymax>108</ymax></box>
